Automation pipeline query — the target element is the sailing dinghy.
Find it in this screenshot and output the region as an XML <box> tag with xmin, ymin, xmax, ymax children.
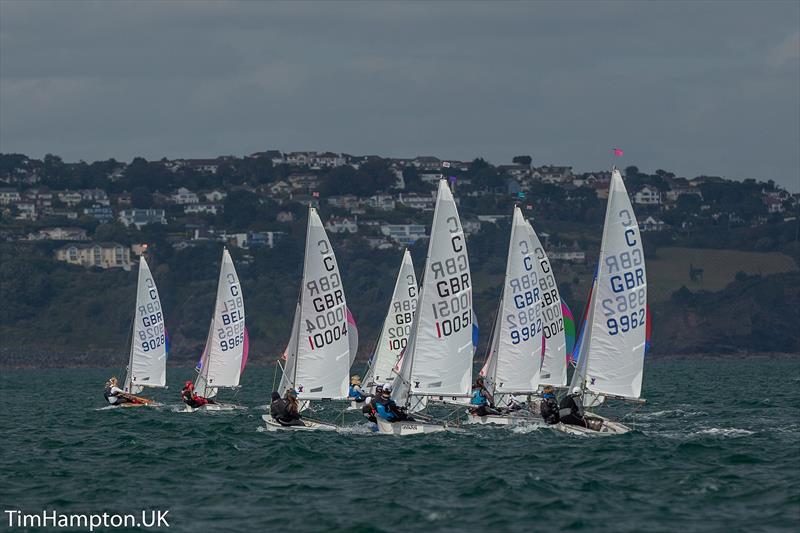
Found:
<box><xmin>114</xmin><ymin>255</ymin><xmax>168</xmax><ymax>407</ymax></box>
<box><xmin>465</xmin><ymin>207</ymin><xmax>544</xmax><ymax>426</ymax></box>
<box><xmin>383</xmin><ymin>180</ymin><xmax>473</xmax><ymax>435</ymax></box>
<box><xmin>560</xmin><ymin>168</ymin><xmax>647</xmax><ymax>436</ymax></box>
<box><xmin>186</xmin><ymin>249</ymin><xmax>248</xmax><ymax>412</ymax></box>
<box><xmin>363</xmin><ymin>250</ymin><xmax>418</xmax><ymax>392</ymax></box>
<box><xmin>262</xmin><ymin>207</ymin><xmax>349</xmax><ymax>432</ymax></box>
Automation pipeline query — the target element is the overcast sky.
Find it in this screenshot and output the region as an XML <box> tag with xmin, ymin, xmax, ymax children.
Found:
<box><xmin>1</xmin><ymin>1</ymin><xmax>798</xmax><ymax>190</ymax></box>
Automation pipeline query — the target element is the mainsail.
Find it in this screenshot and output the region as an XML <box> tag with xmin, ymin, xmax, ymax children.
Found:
<box><xmin>364</xmin><ymin>250</ymin><xmax>418</xmax><ymax>390</ymax></box>
<box><xmin>481</xmin><ymin>207</ymin><xmax>543</xmax><ymax>395</ymax></box>
<box><xmin>570</xmin><ymin>169</ymin><xmax>647</xmax><ymax>399</ymax></box>
<box><xmin>124</xmin><ymin>256</ymin><xmax>167</xmax><ymax>394</ymax></box>
<box><xmin>392</xmin><ymin>180</ymin><xmax>472</xmax><ymax>404</ymax></box>
<box><xmin>194</xmin><ymin>249</ymin><xmax>246</xmax><ymax>398</ymax></box>
<box><xmin>527</xmin><ymin>221</ymin><xmax>568</xmax><ymax>387</ymax></box>
<box><xmin>280</xmin><ymin>207</ymin><xmax>351</xmax><ymax>401</ymax></box>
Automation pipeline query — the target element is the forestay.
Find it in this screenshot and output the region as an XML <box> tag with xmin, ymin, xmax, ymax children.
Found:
<box><xmin>364</xmin><ymin>250</ymin><xmax>418</xmax><ymax>390</ymax></box>
<box><xmin>527</xmin><ymin>221</ymin><xmax>568</xmax><ymax>387</ymax></box>
<box><xmin>195</xmin><ymin>249</ymin><xmax>246</xmax><ymax>398</ymax></box>
<box><xmin>392</xmin><ymin>179</ymin><xmax>472</xmax><ymax>401</ymax></box>
<box><xmin>571</xmin><ymin>169</ymin><xmax>647</xmax><ymax>399</ymax></box>
<box><xmin>483</xmin><ymin>207</ymin><xmax>543</xmax><ymax>394</ymax></box>
<box><xmin>125</xmin><ymin>256</ymin><xmax>167</xmax><ymax>394</ymax></box>
<box><xmin>285</xmin><ymin>207</ymin><xmax>351</xmax><ymax>401</ymax></box>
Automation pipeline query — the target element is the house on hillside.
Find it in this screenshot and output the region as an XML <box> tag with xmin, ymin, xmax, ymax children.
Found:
<box><xmin>29</xmin><ymin>227</ymin><xmax>88</xmax><ymax>241</ymax></box>
<box><xmin>55</xmin><ymin>242</ymin><xmax>132</xmax><ymax>270</ymax></box>
<box><xmin>83</xmin><ymin>204</ymin><xmax>114</xmax><ymax>223</ymax></box>
<box><xmin>548</xmin><ymin>241</ymin><xmax>586</xmax><ymax>263</ymax></box>
<box><xmin>381</xmin><ymin>224</ymin><xmax>427</xmax><ymax>245</ymax></box>
<box><xmin>118</xmin><ymin>208</ymin><xmax>167</xmax><ymax>229</ymax></box>
<box><xmin>396</xmin><ymin>192</ymin><xmax>436</xmax><ymax>211</ymax></box>
<box><xmin>58</xmin><ymin>191</ymin><xmax>83</xmax><ymax>207</ymax></box>
<box><xmin>325</xmin><ymin>217</ymin><xmax>358</xmax><ymax>234</ymax></box>
<box><xmin>634</xmin><ymin>186</ymin><xmax>662</xmax><ymax>206</ymax></box>
<box><xmin>0</xmin><ymin>188</ymin><xmax>21</xmax><ymax>205</ymax></box>
<box><xmin>184</xmin><ymin>203</ymin><xmax>222</xmax><ymax>215</ymax></box>
<box><xmin>413</xmin><ymin>156</ymin><xmax>442</xmax><ymax>170</ymax></box>
<box><xmin>640</xmin><ymin>216</ymin><xmax>667</xmax><ymax>232</ymax></box>
<box><xmin>171</xmin><ymin>187</ymin><xmax>200</xmax><ymax>205</ymax></box>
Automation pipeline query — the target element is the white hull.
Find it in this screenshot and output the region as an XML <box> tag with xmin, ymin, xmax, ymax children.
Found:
<box><xmin>555</xmin><ymin>416</ymin><xmax>631</xmax><ymax>436</ymax></box>
<box><xmin>183</xmin><ymin>403</ymin><xmax>243</xmax><ymax>413</ymax></box>
<box><xmin>462</xmin><ymin>411</ymin><xmax>540</xmax><ymax>426</ymax></box>
<box><xmin>376</xmin><ymin>417</ymin><xmax>446</xmax><ymax>435</ymax></box>
<box><xmin>261</xmin><ymin>415</ymin><xmax>337</xmax><ymax>432</ymax></box>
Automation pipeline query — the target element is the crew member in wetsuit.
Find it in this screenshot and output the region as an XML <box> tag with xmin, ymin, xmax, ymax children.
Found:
<box><xmin>348</xmin><ymin>375</ymin><xmax>369</xmax><ymax>404</ymax></box>
<box><xmin>181</xmin><ymin>381</ymin><xmax>215</xmax><ymax>408</ymax></box>
<box><xmin>270</xmin><ymin>391</ymin><xmax>290</xmax><ymax>422</ymax></box>
<box><xmin>277</xmin><ymin>388</ymin><xmax>305</xmax><ymax>426</ymax></box>
<box><xmin>469</xmin><ymin>377</ymin><xmax>500</xmax><ymax>416</ymax></box>
<box><xmin>104</xmin><ymin>376</ymin><xmax>134</xmax><ymax>406</ymax></box>
<box><xmin>374</xmin><ymin>386</ymin><xmax>412</xmax><ymax>422</ymax></box>
<box><xmin>540</xmin><ymin>385</ymin><xmax>560</xmax><ymax>425</ymax></box>
<box><xmin>362</xmin><ymin>383</ymin><xmax>382</xmax><ymax>423</ymax></box>
<box><xmin>559</xmin><ymin>386</ymin><xmax>589</xmax><ymax>427</ymax></box>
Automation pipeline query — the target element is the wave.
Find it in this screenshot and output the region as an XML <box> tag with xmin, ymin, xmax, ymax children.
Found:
<box><xmin>637</xmin><ymin>409</ymin><xmax>708</xmax><ymax>420</ymax></box>
<box><xmin>693</xmin><ymin>427</ymin><xmax>755</xmax><ymax>438</ymax></box>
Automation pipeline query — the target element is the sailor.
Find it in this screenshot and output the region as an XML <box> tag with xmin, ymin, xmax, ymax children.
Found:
<box><xmin>362</xmin><ymin>383</ymin><xmax>382</xmax><ymax>423</ymax></box>
<box><xmin>348</xmin><ymin>375</ymin><xmax>369</xmax><ymax>404</ymax></box>
<box><xmin>181</xmin><ymin>381</ymin><xmax>214</xmax><ymax>408</ymax></box>
<box><xmin>469</xmin><ymin>377</ymin><xmax>499</xmax><ymax>416</ymax></box>
<box><xmin>104</xmin><ymin>376</ymin><xmax>133</xmax><ymax>406</ymax></box>
<box><xmin>374</xmin><ymin>385</ymin><xmax>411</xmax><ymax>422</ymax></box>
<box><xmin>270</xmin><ymin>391</ymin><xmax>289</xmax><ymax>421</ymax></box>
<box><xmin>540</xmin><ymin>386</ymin><xmax>560</xmax><ymax>424</ymax></box>
<box><xmin>277</xmin><ymin>388</ymin><xmax>305</xmax><ymax>426</ymax></box>
<box><xmin>558</xmin><ymin>386</ymin><xmax>588</xmax><ymax>427</ymax></box>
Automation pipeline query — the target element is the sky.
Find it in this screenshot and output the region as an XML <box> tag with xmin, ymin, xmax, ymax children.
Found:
<box><xmin>1</xmin><ymin>1</ymin><xmax>798</xmax><ymax>190</ymax></box>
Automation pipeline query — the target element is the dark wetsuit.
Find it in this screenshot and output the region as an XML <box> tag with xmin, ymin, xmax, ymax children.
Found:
<box><xmin>271</xmin><ymin>398</ymin><xmax>304</xmax><ymax>426</ymax></box>
<box><xmin>540</xmin><ymin>395</ymin><xmax>560</xmax><ymax>425</ymax></box>
<box><xmin>559</xmin><ymin>394</ymin><xmax>588</xmax><ymax>427</ymax></box>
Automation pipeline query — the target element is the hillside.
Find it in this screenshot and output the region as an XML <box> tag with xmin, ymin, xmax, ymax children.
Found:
<box><xmin>1</xmin><ymin>237</ymin><xmax>798</xmax><ymax>367</ymax></box>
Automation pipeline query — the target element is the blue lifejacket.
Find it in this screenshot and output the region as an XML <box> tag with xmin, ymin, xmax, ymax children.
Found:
<box><xmin>375</xmin><ymin>400</ymin><xmax>397</xmax><ymax>421</ymax></box>
<box><xmin>349</xmin><ymin>384</ymin><xmax>365</xmax><ymax>401</ymax></box>
<box><xmin>471</xmin><ymin>387</ymin><xmax>488</xmax><ymax>406</ymax></box>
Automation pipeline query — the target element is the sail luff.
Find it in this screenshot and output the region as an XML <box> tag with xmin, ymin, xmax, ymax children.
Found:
<box><xmin>127</xmin><ymin>255</ymin><xmax>167</xmax><ymax>392</ymax></box>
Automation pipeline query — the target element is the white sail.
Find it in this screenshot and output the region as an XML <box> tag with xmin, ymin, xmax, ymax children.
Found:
<box><xmin>527</xmin><ymin>221</ymin><xmax>568</xmax><ymax>387</ymax></box>
<box><xmin>278</xmin><ymin>301</ymin><xmax>302</xmax><ymax>394</ymax></box>
<box><xmin>575</xmin><ymin>169</ymin><xmax>647</xmax><ymax>399</ymax></box>
<box><xmin>125</xmin><ymin>256</ymin><xmax>167</xmax><ymax>394</ymax></box>
<box><xmin>392</xmin><ymin>179</ymin><xmax>472</xmax><ymax>399</ymax></box>
<box><xmin>364</xmin><ymin>250</ymin><xmax>418</xmax><ymax>390</ymax></box>
<box><xmin>195</xmin><ymin>249</ymin><xmax>245</xmax><ymax>397</ymax></box>
<box><xmin>286</xmin><ymin>207</ymin><xmax>351</xmax><ymax>400</ymax></box>
<box><xmin>489</xmin><ymin>207</ymin><xmax>543</xmax><ymax>394</ymax></box>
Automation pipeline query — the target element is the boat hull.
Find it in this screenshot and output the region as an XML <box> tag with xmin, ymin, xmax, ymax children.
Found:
<box><xmin>462</xmin><ymin>412</ymin><xmax>542</xmax><ymax>426</ymax></box>
<box><xmin>556</xmin><ymin>415</ymin><xmax>630</xmax><ymax>436</ymax></box>
<box><xmin>183</xmin><ymin>403</ymin><xmax>243</xmax><ymax>413</ymax></box>
<box><xmin>376</xmin><ymin>417</ymin><xmax>446</xmax><ymax>435</ymax></box>
<box><xmin>261</xmin><ymin>415</ymin><xmax>337</xmax><ymax>432</ymax></box>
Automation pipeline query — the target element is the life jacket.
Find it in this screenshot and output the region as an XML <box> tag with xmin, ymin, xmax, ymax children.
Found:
<box><xmin>470</xmin><ymin>387</ymin><xmax>487</xmax><ymax>406</ymax></box>
<box><xmin>104</xmin><ymin>386</ymin><xmax>116</xmax><ymax>404</ymax></box>
<box><xmin>375</xmin><ymin>399</ymin><xmax>396</xmax><ymax>421</ymax></box>
<box><xmin>349</xmin><ymin>384</ymin><xmax>364</xmax><ymax>401</ymax></box>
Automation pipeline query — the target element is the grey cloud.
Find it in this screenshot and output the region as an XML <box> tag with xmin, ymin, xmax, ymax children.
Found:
<box><xmin>0</xmin><ymin>0</ymin><xmax>798</xmax><ymax>190</ymax></box>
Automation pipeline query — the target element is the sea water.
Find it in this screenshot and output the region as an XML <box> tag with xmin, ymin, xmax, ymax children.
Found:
<box><xmin>1</xmin><ymin>357</ymin><xmax>798</xmax><ymax>532</ymax></box>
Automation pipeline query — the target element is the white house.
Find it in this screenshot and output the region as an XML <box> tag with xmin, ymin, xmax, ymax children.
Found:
<box><xmin>381</xmin><ymin>224</ymin><xmax>427</xmax><ymax>245</ymax></box>
<box><xmin>184</xmin><ymin>203</ymin><xmax>222</xmax><ymax>215</ymax></box>
<box><xmin>15</xmin><ymin>202</ymin><xmax>37</xmax><ymax>220</ymax></box>
<box><xmin>118</xmin><ymin>208</ymin><xmax>167</xmax><ymax>229</ymax></box>
<box><xmin>0</xmin><ymin>188</ymin><xmax>21</xmax><ymax>205</ymax></box>
<box><xmin>396</xmin><ymin>192</ymin><xmax>436</xmax><ymax>211</ymax></box>
<box><xmin>412</xmin><ymin>156</ymin><xmax>442</xmax><ymax>170</ymax></box>
<box><xmin>325</xmin><ymin>217</ymin><xmax>358</xmax><ymax>234</ymax></box>
<box><xmin>171</xmin><ymin>187</ymin><xmax>200</xmax><ymax>205</ymax></box>
<box><xmin>634</xmin><ymin>186</ymin><xmax>662</xmax><ymax>206</ymax></box>
<box><xmin>367</xmin><ymin>194</ymin><xmax>396</xmax><ymax>211</ymax></box>
<box><xmin>203</xmin><ymin>189</ymin><xmax>227</xmax><ymax>202</ymax></box>
<box><xmin>80</xmin><ymin>189</ymin><xmax>110</xmax><ymax>205</ymax></box>
<box><xmin>640</xmin><ymin>216</ymin><xmax>666</xmax><ymax>232</ymax></box>
<box><xmin>549</xmin><ymin>242</ymin><xmax>586</xmax><ymax>263</ymax></box>
<box><xmin>58</xmin><ymin>191</ymin><xmax>83</xmax><ymax>207</ymax></box>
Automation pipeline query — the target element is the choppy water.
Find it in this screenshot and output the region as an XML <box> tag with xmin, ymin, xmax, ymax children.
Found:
<box><xmin>1</xmin><ymin>358</ymin><xmax>799</xmax><ymax>532</ymax></box>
